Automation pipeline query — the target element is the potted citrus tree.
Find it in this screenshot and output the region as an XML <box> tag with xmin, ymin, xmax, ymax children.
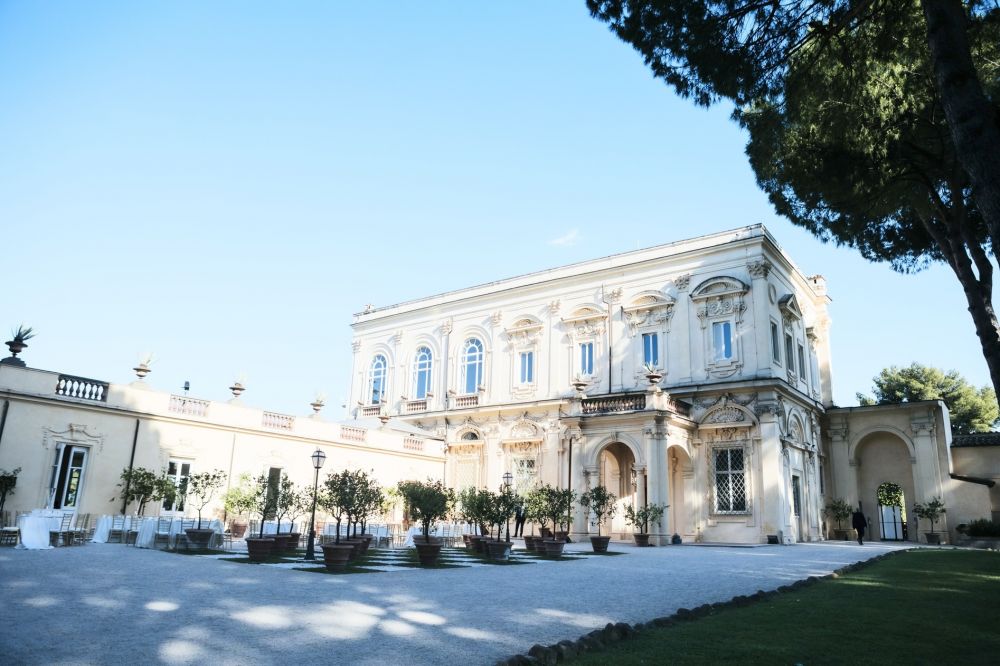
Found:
<box><xmin>222</xmin><ymin>473</ymin><xmax>256</xmax><ymax>538</ymax></box>
<box><xmin>246</xmin><ymin>472</ymin><xmax>278</xmax><ymax>562</ymax></box>
<box><xmin>914</xmin><ymin>497</ymin><xmax>947</xmax><ymax>545</ymax></box>
<box><xmin>485</xmin><ymin>485</ymin><xmax>517</xmax><ymax>560</ymax></box>
<box><xmin>580</xmin><ymin>485</ymin><xmax>617</xmax><ymax>552</ymax></box>
<box><xmin>542</xmin><ymin>486</ymin><xmax>576</xmax><ymax>557</ymax></box>
<box><xmin>182</xmin><ymin>469</ymin><xmax>227</xmax><ymax>549</ymax></box>
<box><xmin>624</xmin><ymin>502</ymin><xmax>667</xmax><ymax>546</ymax></box>
<box><xmin>317</xmin><ymin>471</ymin><xmax>355</xmax><ymax>570</ymax></box>
<box><xmin>270</xmin><ymin>473</ymin><xmax>297</xmax><ymax>551</ymax></box>
<box><xmin>113</xmin><ymin>466</ymin><xmax>175</xmax><ymax>516</ymax></box>
<box><xmin>522</xmin><ymin>486</ymin><xmax>550</xmax><ymax>552</ymax></box>
<box><xmin>824</xmin><ymin>498</ymin><xmax>853</xmax><ymax>540</ymax></box>
<box><xmin>398</xmin><ymin>479</ymin><xmax>453</xmax><ymax>566</ymax></box>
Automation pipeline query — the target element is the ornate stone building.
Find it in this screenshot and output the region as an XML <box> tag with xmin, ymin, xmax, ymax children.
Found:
<box><xmin>350</xmin><ymin>226</ymin><xmax>837</xmax><ymax>544</ymax></box>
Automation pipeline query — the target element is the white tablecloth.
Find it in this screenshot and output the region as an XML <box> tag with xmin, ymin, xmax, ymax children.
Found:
<box><xmin>16</xmin><ymin>513</ymin><xmax>68</xmax><ymax>550</ymax></box>
<box><xmin>91</xmin><ymin>515</ymin><xmax>144</xmax><ymax>544</ymax></box>
<box><xmin>134</xmin><ymin>519</ymin><xmax>223</xmax><ymax>549</ymax></box>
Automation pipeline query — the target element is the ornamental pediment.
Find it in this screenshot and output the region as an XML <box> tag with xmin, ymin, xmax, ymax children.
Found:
<box><xmin>690</xmin><ymin>276</ymin><xmax>748</xmax><ymax>301</ymax></box>
<box><xmin>623</xmin><ymin>291</ymin><xmax>675</xmax><ymax>331</ymax></box>
<box><xmin>562</xmin><ymin>304</ymin><xmax>606</xmax><ymax>325</ymax></box>
<box><xmin>779</xmin><ymin>294</ymin><xmax>802</xmax><ymax>322</ymax></box>
<box><xmin>505</xmin><ymin>316</ymin><xmax>544</xmax><ymax>344</ymax></box>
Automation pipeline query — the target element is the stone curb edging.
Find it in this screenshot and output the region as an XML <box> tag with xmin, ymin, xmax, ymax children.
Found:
<box><xmin>495</xmin><ymin>549</ymin><xmax>911</xmax><ymax>665</ymax></box>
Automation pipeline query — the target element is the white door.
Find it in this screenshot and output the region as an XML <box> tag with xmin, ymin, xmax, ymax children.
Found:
<box><xmin>51</xmin><ymin>445</ymin><xmax>88</xmax><ymax>512</ymax></box>
<box><xmin>162</xmin><ymin>460</ymin><xmax>192</xmax><ymax>515</ymax></box>
<box><xmin>880</xmin><ymin>505</ymin><xmax>903</xmax><ymax>540</ymax></box>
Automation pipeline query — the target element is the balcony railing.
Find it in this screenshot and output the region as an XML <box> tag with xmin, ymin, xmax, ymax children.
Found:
<box><xmin>405</xmin><ymin>399</ymin><xmax>427</xmax><ymax>413</ymax></box>
<box><xmin>360</xmin><ymin>405</ymin><xmax>381</xmax><ymax>417</ymax></box>
<box><xmin>454</xmin><ymin>395</ymin><xmax>479</xmax><ymax>408</ymax></box>
<box><xmin>582</xmin><ymin>393</ymin><xmax>646</xmax><ymax>415</ymax></box>
<box><xmin>340</xmin><ymin>425</ymin><xmax>367</xmax><ymax>442</ymax></box>
<box><xmin>263</xmin><ymin>411</ymin><xmax>295</xmax><ymax>431</ymax></box>
<box><xmin>403</xmin><ymin>437</ymin><xmax>424</xmax><ymax>451</ymax></box>
<box><xmin>169</xmin><ymin>395</ymin><xmax>209</xmax><ymax>417</ymax></box>
<box><xmin>55</xmin><ymin>374</ymin><xmax>108</xmax><ymax>402</ymax></box>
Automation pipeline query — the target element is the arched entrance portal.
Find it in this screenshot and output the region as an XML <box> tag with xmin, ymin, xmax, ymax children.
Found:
<box><xmin>855</xmin><ymin>431</ymin><xmax>916</xmax><ymax>541</ymax></box>
<box><xmin>668</xmin><ymin>446</ymin><xmax>691</xmax><ymax>539</ymax></box>
<box><xmin>598</xmin><ymin>442</ymin><xmax>636</xmax><ymax>537</ymax></box>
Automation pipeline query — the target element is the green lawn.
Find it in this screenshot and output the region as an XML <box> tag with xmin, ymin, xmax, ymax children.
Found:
<box><xmin>573</xmin><ymin>550</ymin><xmax>1000</xmax><ymax>665</ymax></box>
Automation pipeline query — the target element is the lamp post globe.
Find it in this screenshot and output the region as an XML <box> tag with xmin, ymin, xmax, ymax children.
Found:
<box><xmin>502</xmin><ymin>471</ymin><xmax>513</xmax><ymax>489</ymax></box>
<box><xmin>304</xmin><ymin>448</ymin><xmax>327</xmax><ymax>561</ymax></box>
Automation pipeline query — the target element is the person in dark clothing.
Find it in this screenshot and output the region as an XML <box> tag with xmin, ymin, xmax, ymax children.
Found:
<box><xmin>852</xmin><ymin>508</ymin><xmax>867</xmax><ymax>545</ymax></box>
<box><xmin>514</xmin><ymin>502</ymin><xmax>526</xmax><ymax>537</ymax></box>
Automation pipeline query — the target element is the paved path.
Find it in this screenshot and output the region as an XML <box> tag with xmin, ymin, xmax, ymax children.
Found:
<box><xmin>0</xmin><ymin>540</ymin><xmax>907</xmax><ymax>665</ymax></box>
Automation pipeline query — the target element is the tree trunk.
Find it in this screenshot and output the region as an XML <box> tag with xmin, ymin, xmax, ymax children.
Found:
<box><xmin>950</xmin><ymin>255</ymin><xmax>1000</xmax><ymax>405</ymax></box>
<box><xmin>922</xmin><ymin>0</ymin><xmax>1000</xmax><ymax>246</ymax></box>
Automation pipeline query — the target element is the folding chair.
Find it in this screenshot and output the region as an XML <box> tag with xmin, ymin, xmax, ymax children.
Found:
<box><xmin>49</xmin><ymin>513</ymin><xmax>74</xmax><ymax>547</ymax></box>
<box><xmin>153</xmin><ymin>517</ymin><xmax>172</xmax><ymax>549</ymax></box>
<box><xmin>107</xmin><ymin>515</ymin><xmax>126</xmax><ymax>543</ymax></box>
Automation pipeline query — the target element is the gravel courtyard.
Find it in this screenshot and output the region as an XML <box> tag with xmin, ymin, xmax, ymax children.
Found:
<box><xmin>0</xmin><ymin>540</ymin><xmax>907</xmax><ymax>665</ymax></box>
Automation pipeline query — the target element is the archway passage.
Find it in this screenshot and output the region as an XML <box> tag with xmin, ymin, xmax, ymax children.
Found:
<box><xmin>856</xmin><ymin>431</ymin><xmax>915</xmax><ymax>541</ymax></box>
<box><xmin>877</xmin><ymin>482</ymin><xmax>908</xmax><ymax>541</ymax></box>
<box><xmin>668</xmin><ymin>446</ymin><xmax>691</xmax><ymax>539</ymax></box>
<box><xmin>598</xmin><ymin>442</ymin><xmax>636</xmax><ymax>538</ymax></box>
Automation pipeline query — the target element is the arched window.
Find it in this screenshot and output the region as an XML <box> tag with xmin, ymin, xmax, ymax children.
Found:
<box><xmin>412</xmin><ymin>346</ymin><xmax>433</xmax><ymax>399</ymax></box>
<box><xmin>462</xmin><ymin>338</ymin><xmax>484</xmax><ymax>394</ymax></box>
<box><xmin>367</xmin><ymin>354</ymin><xmax>387</xmax><ymax>405</ymax></box>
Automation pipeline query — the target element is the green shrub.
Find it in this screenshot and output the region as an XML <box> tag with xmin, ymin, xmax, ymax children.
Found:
<box><xmin>965</xmin><ymin>519</ymin><xmax>1000</xmax><ymax>537</ymax></box>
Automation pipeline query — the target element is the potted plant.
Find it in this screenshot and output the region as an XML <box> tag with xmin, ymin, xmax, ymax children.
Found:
<box><xmin>270</xmin><ymin>473</ymin><xmax>297</xmax><ymax>551</ymax></box>
<box><xmin>221</xmin><ymin>473</ymin><xmax>256</xmax><ymax>538</ymax></box>
<box><xmin>542</xmin><ymin>487</ymin><xmax>576</xmax><ymax>556</ymax></box>
<box><xmin>824</xmin><ymin>498</ymin><xmax>853</xmax><ymax>540</ymax></box>
<box><xmin>355</xmin><ymin>473</ymin><xmax>384</xmax><ymax>549</ymax></box>
<box><xmin>317</xmin><ymin>471</ymin><xmax>356</xmax><ymax>569</ymax></box>
<box><xmin>2</xmin><ymin>325</ymin><xmax>34</xmax><ymax>366</ymax></box>
<box><xmin>0</xmin><ymin>467</ymin><xmax>21</xmax><ymax>515</ymax></box>
<box><xmin>246</xmin><ymin>473</ymin><xmax>278</xmax><ymax>562</ymax></box>
<box><xmin>914</xmin><ymin>497</ymin><xmax>947</xmax><ymax>545</ymax></box>
<box><xmin>485</xmin><ymin>486</ymin><xmax>517</xmax><ymax>560</ymax></box>
<box><xmin>522</xmin><ymin>486</ymin><xmax>550</xmax><ymax>552</ymax></box>
<box><xmin>182</xmin><ymin>469</ymin><xmax>227</xmax><ymax>548</ymax></box>
<box><xmin>580</xmin><ymin>485</ymin><xmax>617</xmax><ymax>553</ymax></box>
<box><xmin>112</xmin><ymin>466</ymin><xmax>174</xmax><ymax>516</ymax></box>
<box><xmin>282</xmin><ymin>486</ymin><xmax>311</xmax><ymax>553</ymax></box>
<box><xmin>643</xmin><ymin>362</ymin><xmax>663</xmax><ymax>386</ymax></box>
<box><xmin>397</xmin><ymin>479</ymin><xmax>453</xmax><ymax>566</ymax></box>
<box><xmin>624</xmin><ymin>503</ymin><xmax>667</xmax><ymax>546</ymax></box>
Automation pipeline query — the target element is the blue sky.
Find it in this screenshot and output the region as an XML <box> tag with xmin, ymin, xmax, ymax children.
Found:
<box><xmin>0</xmin><ymin>2</ymin><xmax>987</xmax><ymax>416</ymax></box>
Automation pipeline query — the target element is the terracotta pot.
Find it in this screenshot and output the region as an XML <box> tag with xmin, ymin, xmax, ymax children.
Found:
<box><xmin>342</xmin><ymin>538</ymin><xmax>365</xmax><ymax>559</ymax></box>
<box><xmin>270</xmin><ymin>533</ymin><xmax>290</xmax><ymax>551</ymax></box>
<box><xmin>472</xmin><ymin>536</ymin><xmax>488</xmax><ymax>553</ymax></box>
<box><xmin>486</xmin><ymin>540</ymin><xmax>512</xmax><ymax>561</ymax></box>
<box><xmin>925</xmin><ymin>532</ymin><xmax>942</xmax><ymax>545</ymax></box>
<box><xmin>246</xmin><ymin>538</ymin><xmax>274</xmax><ymax>562</ymax></box>
<box><xmin>523</xmin><ymin>535</ymin><xmax>537</xmax><ymax>552</ymax></box>
<box><xmin>542</xmin><ymin>539</ymin><xmax>566</xmax><ymax>557</ymax></box>
<box><xmin>414</xmin><ymin>540</ymin><xmax>443</xmax><ymax>566</ymax></box>
<box><xmin>285</xmin><ymin>532</ymin><xmax>301</xmax><ymax>553</ymax></box>
<box><xmin>230</xmin><ymin>523</ymin><xmax>247</xmax><ymax>539</ymax></box>
<box><xmin>590</xmin><ymin>535</ymin><xmax>611</xmax><ymax>553</ymax></box>
<box><xmin>833</xmin><ymin>529</ymin><xmax>851</xmax><ymax>541</ymax></box>
<box><xmin>554</xmin><ymin>530</ymin><xmax>570</xmax><ymax>543</ymax></box>
<box><xmin>633</xmin><ymin>533</ymin><xmax>650</xmax><ymax>547</ymax></box>
<box><xmin>185</xmin><ymin>528</ymin><xmax>215</xmax><ymax>549</ymax></box>
<box><xmin>539</xmin><ymin>527</ymin><xmax>553</xmax><ymax>539</ymax></box>
<box><xmin>357</xmin><ymin>534</ymin><xmax>373</xmax><ymax>553</ymax></box>
<box><xmin>320</xmin><ymin>543</ymin><xmax>355</xmax><ymax>571</ymax></box>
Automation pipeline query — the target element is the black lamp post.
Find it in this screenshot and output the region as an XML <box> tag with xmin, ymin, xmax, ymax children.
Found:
<box><xmin>304</xmin><ymin>448</ymin><xmax>326</xmax><ymax>561</ymax></box>
<box><xmin>503</xmin><ymin>471</ymin><xmax>513</xmax><ymax>542</ymax></box>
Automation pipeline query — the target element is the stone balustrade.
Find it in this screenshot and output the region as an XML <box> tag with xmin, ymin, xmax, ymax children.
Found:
<box><xmin>55</xmin><ymin>374</ymin><xmax>108</xmax><ymax>402</ymax></box>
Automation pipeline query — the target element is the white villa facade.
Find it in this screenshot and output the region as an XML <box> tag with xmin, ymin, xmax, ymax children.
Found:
<box><xmin>349</xmin><ymin>225</ymin><xmax>998</xmax><ymax>545</ymax></box>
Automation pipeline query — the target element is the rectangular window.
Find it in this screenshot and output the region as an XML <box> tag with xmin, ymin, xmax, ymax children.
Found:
<box><xmin>712</xmin><ymin>447</ymin><xmax>747</xmax><ymax>513</ymax></box>
<box><xmin>579</xmin><ymin>342</ymin><xmax>594</xmax><ymax>376</ymax></box>
<box><xmin>519</xmin><ymin>351</ymin><xmax>534</xmax><ymax>384</ymax></box>
<box><xmin>797</xmin><ymin>344</ymin><xmax>806</xmax><ymax>380</ymax></box>
<box><xmin>792</xmin><ymin>475</ymin><xmax>802</xmax><ymax>517</ymax></box>
<box><xmin>712</xmin><ymin>321</ymin><xmax>733</xmax><ymax>361</ymax></box>
<box><xmin>162</xmin><ymin>460</ymin><xmax>191</xmax><ymax>513</ymax></box>
<box><xmin>642</xmin><ymin>332</ymin><xmax>659</xmax><ymax>367</ymax></box>
<box><xmin>771</xmin><ymin>322</ymin><xmax>781</xmax><ymax>364</ymax></box>
<box><xmin>513</xmin><ymin>458</ymin><xmax>537</xmax><ymax>496</ymax></box>
<box><xmin>785</xmin><ymin>332</ymin><xmax>795</xmax><ymax>373</ymax></box>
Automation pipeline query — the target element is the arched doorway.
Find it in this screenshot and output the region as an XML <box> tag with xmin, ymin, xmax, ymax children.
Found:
<box><xmin>855</xmin><ymin>431</ymin><xmax>916</xmax><ymax>541</ymax></box>
<box><xmin>668</xmin><ymin>445</ymin><xmax>691</xmax><ymax>538</ymax></box>
<box><xmin>598</xmin><ymin>442</ymin><xmax>636</xmax><ymax>537</ymax></box>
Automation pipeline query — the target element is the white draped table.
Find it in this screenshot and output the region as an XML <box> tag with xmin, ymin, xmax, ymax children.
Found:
<box><xmin>17</xmin><ymin>510</ymin><xmax>69</xmax><ymax>550</ymax></box>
